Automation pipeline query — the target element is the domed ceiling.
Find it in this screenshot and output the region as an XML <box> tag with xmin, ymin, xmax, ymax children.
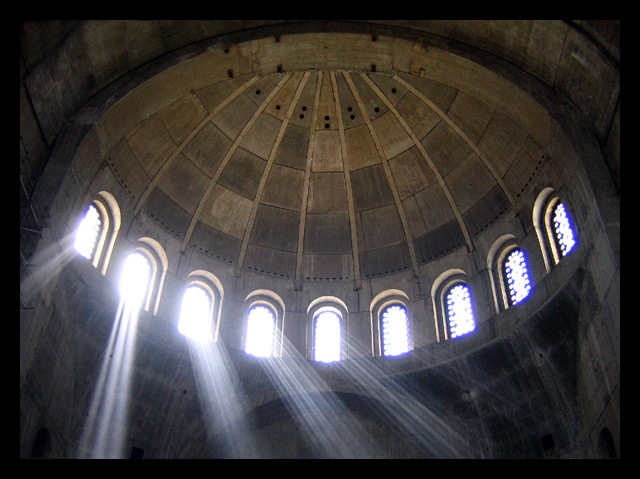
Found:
<box><xmin>97</xmin><ymin>33</ymin><xmax>551</xmax><ymax>287</ymax></box>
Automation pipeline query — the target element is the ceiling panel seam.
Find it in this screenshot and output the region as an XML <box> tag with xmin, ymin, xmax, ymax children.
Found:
<box><xmin>295</xmin><ymin>71</ymin><xmax>323</xmax><ymax>290</ymax></box>
<box><xmin>393</xmin><ymin>74</ymin><xmax>519</xmax><ymax>215</ymax></box>
<box><xmin>330</xmin><ymin>71</ymin><xmax>361</xmax><ymax>291</ymax></box>
<box><xmin>360</xmin><ymin>72</ymin><xmax>474</xmax><ymax>253</ymax></box>
<box><xmin>235</xmin><ymin>71</ymin><xmax>311</xmax><ymax>277</ymax></box>
<box><xmin>133</xmin><ymin>75</ymin><xmax>260</xmax><ymax>216</ymax></box>
<box><xmin>345</xmin><ymin>71</ymin><xmax>420</xmax><ymax>278</ymax></box>
<box><xmin>180</xmin><ymin>73</ymin><xmax>291</xmax><ymax>253</ymax></box>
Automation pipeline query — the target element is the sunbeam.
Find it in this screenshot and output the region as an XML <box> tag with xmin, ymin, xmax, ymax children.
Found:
<box><xmin>20</xmin><ymin>233</ymin><xmax>76</xmax><ymax>305</ymax></box>
<box><xmin>184</xmin><ymin>337</ymin><xmax>260</xmax><ymax>458</ymax></box>
<box><xmin>334</xmin><ymin>335</ymin><xmax>475</xmax><ymax>458</ymax></box>
<box><xmin>253</xmin><ymin>336</ymin><xmax>370</xmax><ymax>458</ymax></box>
<box><xmin>77</xmin><ymin>299</ymin><xmax>141</xmax><ymax>458</ymax></box>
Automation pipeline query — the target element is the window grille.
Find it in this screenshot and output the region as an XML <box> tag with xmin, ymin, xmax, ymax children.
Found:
<box><xmin>503</xmin><ymin>248</ymin><xmax>531</xmax><ymax>306</ymax></box>
<box><xmin>445</xmin><ymin>284</ymin><xmax>475</xmax><ymax>339</ymax></box>
<box><xmin>381</xmin><ymin>304</ymin><xmax>410</xmax><ymax>356</ymax></box>
<box><xmin>74</xmin><ymin>204</ymin><xmax>101</xmax><ymax>259</ymax></box>
<box><xmin>552</xmin><ymin>202</ymin><xmax>576</xmax><ymax>257</ymax></box>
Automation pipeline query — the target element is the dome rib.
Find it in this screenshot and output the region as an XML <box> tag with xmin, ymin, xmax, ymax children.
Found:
<box><xmin>330</xmin><ymin>71</ymin><xmax>361</xmax><ymax>290</ymax></box>
<box><xmin>394</xmin><ymin>74</ymin><xmax>519</xmax><ymax>216</ymax></box>
<box><xmin>343</xmin><ymin>71</ymin><xmax>420</xmax><ymax>278</ymax></box>
<box><xmin>133</xmin><ymin>75</ymin><xmax>260</xmax><ymax>217</ymax></box>
<box><xmin>360</xmin><ymin>72</ymin><xmax>474</xmax><ymax>252</ymax></box>
<box><xmin>235</xmin><ymin>72</ymin><xmax>311</xmax><ymax>277</ymax></box>
<box><xmin>295</xmin><ymin>71</ymin><xmax>323</xmax><ymax>290</ymax></box>
<box><xmin>181</xmin><ymin>74</ymin><xmax>291</xmax><ymax>253</ymax></box>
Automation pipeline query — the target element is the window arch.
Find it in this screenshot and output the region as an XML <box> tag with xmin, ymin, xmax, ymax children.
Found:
<box><xmin>370</xmin><ymin>290</ymin><xmax>411</xmax><ymax>357</ymax></box>
<box><xmin>30</xmin><ymin>427</ymin><xmax>51</xmax><ymax>458</ymax></box>
<box><xmin>307</xmin><ymin>297</ymin><xmax>348</xmax><ymax>362</ymax></box>
<box><xmin>533</xmin><ymin>187</ymin><xmax>578</xmax><ymax>272</ymax></box>
<box><xmin>118</xmin><ymin>237</ymin><xmax>167</xmax><ymax>314</ymax></box>
<box><xmin>597</xmin><ymin>427</ymin><xmax>617</xmax><ymax>459</ymax></box>
<box><xmin>488</xmin><ymin>235</ymin><xmax>532</xmax><ymax>312</ymax></box>
<box><xmin>178</xmin><ymin>270</ymin><xmax>224</xmax><ymax>343</ymax></box>
<box><xmin>244</xmin><ymin>290</ymin><xmax>285</xmax><ymax>358</ymax></box>
<box><xmin>73</xmin><ymin>191</ymin><xmax>121</xmax><ymax>275</ymax></box>
<box><xmin>432</xmin><ymin>270</ymin><xmax>476</xmax><ymax>341</ymax></box>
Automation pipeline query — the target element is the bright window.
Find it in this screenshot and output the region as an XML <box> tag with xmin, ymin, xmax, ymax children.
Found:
<box><xmin>381</xmin><ymin>304</ymin><xmax>410</xmax><ymax>356</ymax></box>
<box><xmin>446</xmin><ymin>284</ymin><xmax>475</xmax><ymax>339</ymax></box>
<box><xmin>74</xmin><ymin>204</ymin><xmax>101</xmax><ymax>259</ymax></box>
<box><xmin>553</xmin><ymin>202</ymin><xmax>576</xmax><ymax>257</ymax></box>
<box><xmin>178</xmin><ymin>285</ymin><xmax>213</xmax><ymax>342</ymax></box>
<box><xmin>245</xmin><ymin>305</ymin><xmax>275</xmax><ymax>357</ymax></box>
<box><xmin>504</xmin><ymin>248</ymin><xmax>531</xmax><ymax>306</ymax></box>
<box><xmin>119</xmin><ymin>252</ymin><xmax>151</xmax><ymax>307</ymax></box>
<box><xmin>314</xmin><ymin>309</ymin><xmax>341</xmax><ymax>363</ymax></box>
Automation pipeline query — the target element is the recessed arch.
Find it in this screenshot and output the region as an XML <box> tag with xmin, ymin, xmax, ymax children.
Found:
<box><xmin>487</xmin><ymin>235</ymin><xmax>532</xmax><ymax>312</ymax></box>
<box><xmin>73</xmin><ymin>191</ymin><xmax>121</xmax><ymax>275</ymax></box>
<box><xmin>370</xmin><ymin>289</ymin><xmax>411</xmax><ymax>357</ymax></box>
<box><xmin>118</xmin><ymin>237</ymin><xmax>168</xmax><ymax>315</ymax></box>
<box><xmin>432</xmin><ymin>269</ymin><xmax>476</xmax><ymax>342</ymax></box>
<box><xmin>597</xmin><ymin>427</ymin><xmax>617</xmax><ymax>459</ymax></box>
<box><xmin>534</xmin><ymin>187</ymin><xmax>578</xmax><ymax>272</ymax></box>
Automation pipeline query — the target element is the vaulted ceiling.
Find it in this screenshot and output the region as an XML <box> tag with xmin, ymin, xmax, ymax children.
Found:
<box><xmin>91</xmin><ymin>31</ymin><xmax>562</xmax><ymax>286</ymax></box>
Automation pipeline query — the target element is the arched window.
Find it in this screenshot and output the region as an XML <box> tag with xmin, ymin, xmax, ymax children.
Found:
<box><xmin>119</xmin><ymin>251</ymin><xmax>152</xmax><ymax>307</ymax></box>
<box><xmin>74</xmin><ymin>203</ymin><xmax>101</xmax><ymax>260</ymax></box>
<box><xmin>245</xmin><ymin>303</ymin><xmax>277</xmax><ymax>357</ymax></box>
<box><xmin>432</xmin><ymin>270</ymin><xmax>476</xmax><ymax>342</ymax></box>
<box><xmin>30</xmin><ymin>427</ymin><xmax>51</xmax><ymax>458</ymax></box>
<box><xmin>444</xmin><ymin>282</ymin><xmax>475</xmax><ymax>339</ymax></box>
<box><xmin>308</xmin><ymin>297</ymin><xmax>348</xmax><ymax>362</ymax></box>
<box><xmin>370</xmin><ymin>290</ymin><xmax>411</xmax><ymax>357</ymax></box>
<box><xmin>488</xmin><ymin>235</ymin><xmax>532</xmax><ymax>312</ymax></box>
<box><xmin>244</xmin><ymin>290</ymin><xmax>285</xmax><ymax>358</ymax></box>
<box><xmin>380</xmin><ymin>303</ymin><xmax>410</xmax><ymax>356</ymax></box>
<box><xmin>178</xmin><ymin>270</ymin><xmax>224</xmax><ymax>343</ymax></box>
<box><xmin>313</xmin><ymin>307</ymin><xmax>342</xmax><ymax>363</ymax></box>
<box><xmin>118</xmin><ymin>237</ymin><xmax>168</xmax><ymax>314</ymax></box>
<box><xmin>597</xmin><ymin>427</ymin><xmax>617</xmax><ymax>459</ymax></box>
<box><xmin>502</xmin><ymin>248</ymin><xmax>531</xmax><ymax>306</ymax></box>
<box><xmin>533</xmin><ymin>187</ymin><xmax>578</xmax><ymax>272</ymax></box>
<box><xmin>73</xmin><ymin>191</ymin><xmax>121</xmax><ymax>275</ymax></box>
<box><xmin>550</xmin><ymin>201</ymin><xmax>577</xmax><ymax>259</ymax></box>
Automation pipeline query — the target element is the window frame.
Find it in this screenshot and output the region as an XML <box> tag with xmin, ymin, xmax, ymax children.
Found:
<box><xmin>74</xmin><ymin>191</ymin><xmax>121</xmax><ymax>276</ymax></box>
<box><xmin>370</xmin><ymin>290</ymin><xmax>411</xmax><ymax>357</ymax></box>
<box><xmin>533</xmin><ymin>187</ymin><xmax>578</xmax><ymax>272</ymax></box>
<box><xmin>119</xmin><ymin>237</ymin><xmax>167</xmax><ymax>315</ymax></box>
<box><xmin>443</xmin><ymin>281</ymin><xmax>476</xmax><ymax>340</ymax></box>
<box><xmin>487</xmin><ymin>235</ymin><xmax>532</xmax><ymax>312</ymax></box>
<box><xmin>431</xmin><ymin>270</ymin><xmax>476</xmax><ymax>342</ymax></box>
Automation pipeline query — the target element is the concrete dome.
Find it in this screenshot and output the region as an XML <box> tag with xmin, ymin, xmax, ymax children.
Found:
<box><xmin>75</xmin><ymin>31</ymin><xmax>563</xmax><ymax>287</ymax></box>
